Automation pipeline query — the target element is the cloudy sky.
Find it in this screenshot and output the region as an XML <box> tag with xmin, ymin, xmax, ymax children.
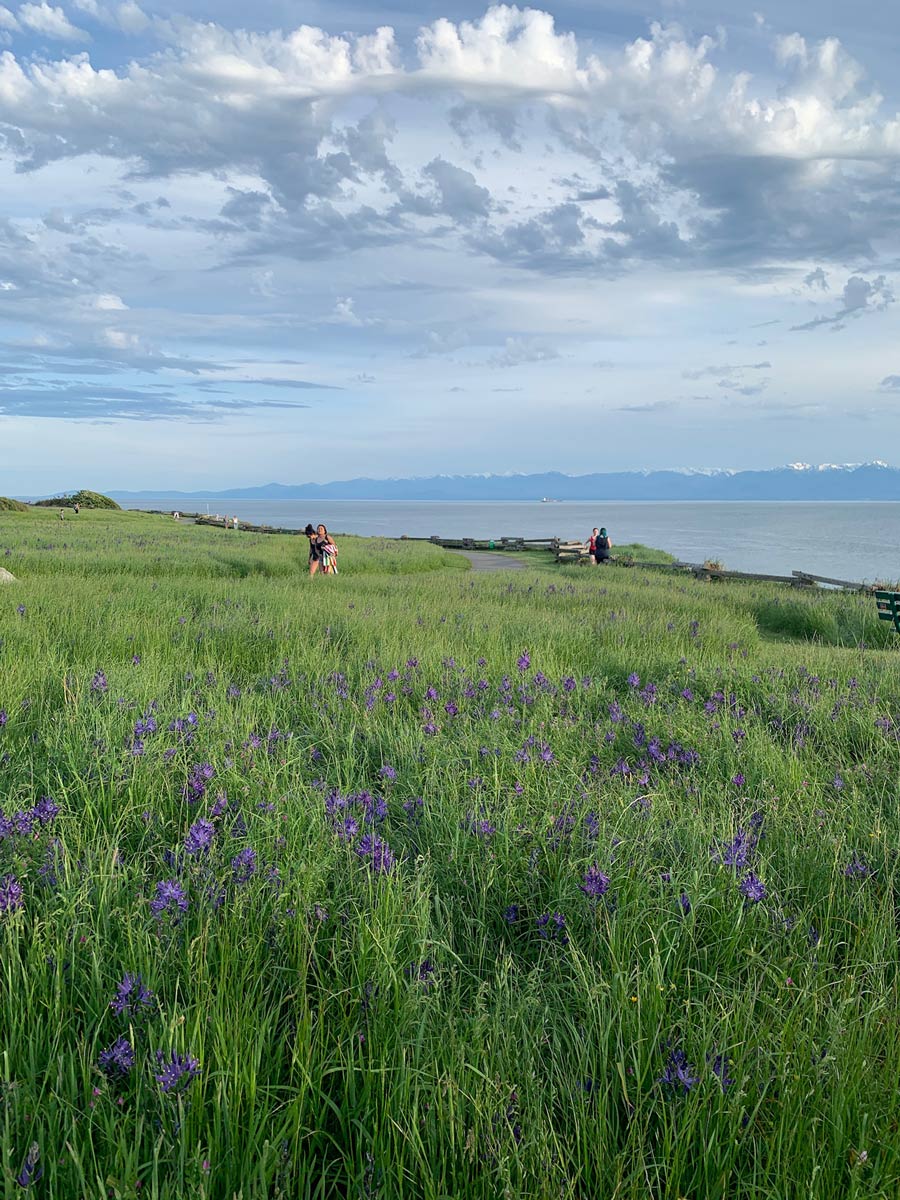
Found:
<box><xmin>1</xmin><ymin>1</ymin><xmax>899</xmax><ymax>491</ymax></box>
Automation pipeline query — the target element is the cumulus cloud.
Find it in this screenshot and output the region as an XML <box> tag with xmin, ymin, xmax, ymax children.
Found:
<box><xmin>423</xmin><ymin>157</ymin><xmax>491</xmax><ymax>222</ymax></box>
<box><xmin>791</xmin><ymin>274</ymin><xmax>894</xmax><ymax>330</ymax></box>
<box><xmin>0</xmin><ymin>3</ymin><xmax>898</xmax><ymax>448</ymax></box>
<box><xmin>17</xmin><ymin>3</ymin><xmax>89</xmax><ymax>41</ymax></box>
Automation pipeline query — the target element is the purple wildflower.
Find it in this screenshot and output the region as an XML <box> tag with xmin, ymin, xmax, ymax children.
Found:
<box><xmin>659</xmin><ymin>1047</ymin><xmax>700</xmax><ymax>1094</ymax></box>
<box><xmin>184</xmin><ymin>818</ymin><xmax>216</xmax><ymax>857</ymax></box>
<box><xmin>405</xmin><ymin>959</ymin><xmax>436</xmax><ymax>989</ymax></box>
<box><xmin>503</xmin><ymin>904</ymin><xmax>520</xmax><ymax>923</ymax></box>
<box><xmin>90</xmin><ymin>670</ymin><xmax>109</xmax><ymax>694</ymax></box>
<box><xmin>336</xmin><ymin>815</ymin><xmax>359</xmax><ymax>842</ymax></box>
<box><xmin>0</xmin><ymin>710</ymin><xmax>6</xmax><ymax>726</ymax></box>
<box><xmin>679</xmin><ymin>892</ymin><xmax>692</xmax><ymax>915</ymax></box>
<box><xmin>99</xmin><ymin>1036</ymin><xmax>135</xmax><ymax>1079</ymax></box>
<box><xmin>15</xmin><ymin>1144</ymin><xmax>42</xmax><ymax>1188</ymax></box>
<box><xmin>31</xmin><ymin>796</ymin><xmax>59</xmax><ymax>825</ymax></box>
<box><xmin>580</xmin><ymin>864</ymin><xmax>610</xmax><ymax>899</ymax></box>
<box><xmin>110</xmin><ymin>972</ymin><xmax>155</xmax><ymax>1018</ymax></box>
<box><xmin>516</xmin><ymin>651</ymin><xmax>530</xmax><ymax>672</ymax></box>
<box><xmin>0</xmin><ymin>874</ymin><xmax>24</xmax><ymax>914</ymax></box>
<box><xmin>379</xmin><ymin>764</ymin><xmax>397</xmax><ymax>781</ymax></box>
<box><xmin>150</xmin><ymin>878</ymin><xmax>188</xmax><ymax>917</ymax></box>
<box><xmin>230</xmin><ymin>846</ymin><xmax>257</xmax><ymax>884</ymax></box>
<box><xmin>709</xmin><ymin>1052</ymin><xmax>734</xmax><ymax>1092</ymax></box>
<box><xmin>154</xmin><ymin>1049</ymin><xmax>201</xmax><ymax>1093</ymax></box>
<box><xmin>738</xmin><ymin>873</ymin><xmax>766</xmax><ymax>904</ymax></box>
<box><xmin>536</xmin><ymin>911</ymin><xmax>568</xmax><ymax>946</ymax></box>
<box><xmin>844</xmin><ymin>856</ymin><xmax>872</xmax><ymax>879</ymax></box>
<box><xmin>356</xmin><ymin>833</ymin><xmax>396</xmax><ymax>875</ymax></box>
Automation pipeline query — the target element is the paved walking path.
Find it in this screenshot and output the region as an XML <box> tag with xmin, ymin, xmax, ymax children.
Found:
<box><xmin>449</xmin><ymin>550</ymin><xmax>527</xmax><ymax>571</ymax></box>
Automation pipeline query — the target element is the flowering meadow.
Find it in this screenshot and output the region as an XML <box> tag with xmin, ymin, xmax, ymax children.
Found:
<box><xmin>1</xmin><ymin>509</ymin><xmax>899</xmax><ymax>1198</ymax></box>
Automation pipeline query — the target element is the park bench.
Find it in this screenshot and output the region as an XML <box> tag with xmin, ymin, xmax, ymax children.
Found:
<box><xmin>875</xmin><ymin>590</ymin><xmax>900</xmax><ymax>634</ymax></box>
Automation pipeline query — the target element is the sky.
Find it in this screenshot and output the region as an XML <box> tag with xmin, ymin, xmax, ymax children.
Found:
<box><xmin>0</xmin><ymin>1</ymin><xmax>899</xmax><ymax>492</ymax></box>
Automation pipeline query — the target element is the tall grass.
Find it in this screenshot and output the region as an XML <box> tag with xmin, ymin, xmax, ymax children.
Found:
<box><xmin>0</xmin><ymin>509</ymin><xmax>899</xmax><ymax>1198</ymax></box>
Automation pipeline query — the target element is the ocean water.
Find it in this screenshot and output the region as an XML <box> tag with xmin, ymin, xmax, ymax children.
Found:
<box><xmin>119</xmin><ymin>499</ymin><xmax>900</xmax><ymax>584</ymax></box>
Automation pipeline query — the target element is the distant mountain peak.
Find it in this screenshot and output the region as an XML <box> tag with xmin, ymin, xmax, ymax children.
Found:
<box><xmin>105</xmin><ymin>461</ymin><xmax>900</xmax><ymax>503</ymax></box>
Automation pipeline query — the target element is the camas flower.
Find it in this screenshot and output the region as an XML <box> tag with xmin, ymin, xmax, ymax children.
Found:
<box><xmin>154</xmin><ymin>1049</ymin><xmax>200</xmax><ymax>1093</ymax></box>
<box><xmin>150</xmin><ymin>878</ymin><xmax>188</xmax><ymax>917</ymax></box>
<box><xmin>738</xmin><ymin>873</ymin><xmax>766</xmax><ymax>904</ymax></box>
<box><xmin>110</xmin><ymin>972</ymin><xmax>155</xmax><ymax>1018</ymax></box>
<box><xmin>709</xmin><ymin>1052</ymin><xmax>734</xmax><ymax>1092</ymax></box>
<box><xmin>0</xmin><ymin>874</ymin><xmax>24</xmax><ymax>914</ymax></box>
<box><xmin>659</xmin><ymin>1047</ymin><xmax>700</xmax><ymax>1094</ymax></box>
<box><xmin>356</xmin><ymin>833</ymin><xmax>396</xmax><ymax>874</ymax></box>
<box><xmin>184</xmin><ymin>819</ymin><xmax>216</xmax><ymax>857</ymax></box>
<box><xmin>844</xmin><ymin>856</ymin><xmax>872</xmax><ymax>879</ymax></box>
<box><xmin>15</xmin><ymin>1143</ymin><xmax>42</xmax><ymax>1188</ymax></box>
<box><xmin>230</xmin><ymin>846</ymin><xmax>257</xmax><ymax>884</ymax></box>
<box><xmin>99</xmin><ymin>1036</ymin><xmax>135</xmax><ymax>1079</ymax></box>
<box><xmin>580</xmin><ymin>864</ymin><xmax>610</xmax><ymax>899</ymax></box>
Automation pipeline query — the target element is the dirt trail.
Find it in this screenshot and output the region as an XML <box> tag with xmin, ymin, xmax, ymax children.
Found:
<box><xmin>449</xmin><ymin>550</ymin><xmax>527</xmax><ymax>571</ymax></box>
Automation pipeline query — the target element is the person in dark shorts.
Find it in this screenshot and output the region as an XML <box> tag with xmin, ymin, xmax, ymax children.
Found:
<box><xmin>595</xmin><ymin>527</ymin><xmax>612</xmax><ymax>563</ymax></box>
<box><xmin>305</xmin><ymin>523</ymin><xmax>321</xmax><ymax>575</ymax></box>
<box><xmin>307</xmin><ymin>524</ymin><xmax>337</xmax><ymax>575</ymax></box>
<box><xmin>586</xmin><ymin>527</ymin><xmax>600</xmax><ymax>563</ymax></box>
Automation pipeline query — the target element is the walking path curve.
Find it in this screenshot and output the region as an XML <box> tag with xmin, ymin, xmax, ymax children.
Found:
<box><xmin>449</xmin><ymin>550</ymin><xmax>527</xmax><ymax>571</ymax></box>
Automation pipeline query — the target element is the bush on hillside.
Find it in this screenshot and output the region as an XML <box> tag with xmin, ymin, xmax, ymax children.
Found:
<box><xmin>32</xmin><ymin>489</ymin><xmax>121</xmax><ymax>510</ymax></box>
<box><xmin>0</xmin><ymin>496</ymin><xmax>28</xmax><ymax>511</ymax></box>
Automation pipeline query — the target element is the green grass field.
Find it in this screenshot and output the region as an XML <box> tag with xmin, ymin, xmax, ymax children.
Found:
<box><xmin>1</xmin><ymin>508</ymin><xmax>899</xmax><ymax>1198</ymax></box>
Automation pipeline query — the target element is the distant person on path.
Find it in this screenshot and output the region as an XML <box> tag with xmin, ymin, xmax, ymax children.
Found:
<box><xmin>586</xmin><ymin>527</ymin><xmax>600</xmax><ymax>563</ymax></box>
<box><xmin>59</xmin><ymin>508</ymin><xmax>65</xmax><ymax>521</ymax></box>
<box><xmin>595</xmin><ymin>527</ymin><xmax>612</xmax><ymax>564</ymax></box>
<box><xmin>232</xmin><ymin>515</ymin><xmax>239</xmax><ymax>531</ymax></box>
<box><xmin>73</xmin><ymin>502</ymin><xmax>80</xmax><ymax>515</ymax></box>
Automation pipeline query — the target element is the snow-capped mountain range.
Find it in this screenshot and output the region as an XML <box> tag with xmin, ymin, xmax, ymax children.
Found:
<box><xmin>106</xmin><ymin>462</ymin><xmax>900</xmax><ymax>502</ymax></box>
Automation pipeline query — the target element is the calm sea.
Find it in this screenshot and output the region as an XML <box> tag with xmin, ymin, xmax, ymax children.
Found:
<box><xmin>118</xmin><ymin>499</ymin><xmax>900</xmax><ymax>584</ymax></box>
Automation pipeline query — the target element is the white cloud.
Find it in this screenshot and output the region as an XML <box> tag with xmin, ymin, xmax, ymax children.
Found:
<box><xmin>417</xmin><ymin>6</ymin><xmax>600</xmax><ymax>92</ymax></box>
<box><xmin>329</xmin><ymin>297</ymin><xmax>363</xmax><ymax>326</ymax></box>
<box><xmin>17</xmin><ymin>3</ymin><xmax>89</xmax><ymax>41</ymax></box>
<box><xmin>489</xmin><ymin>336</ymin><xmax>559</xmax><ymax>367</ymax></box>
<box><xmin>115</xmin><ymin>2</ymin><xmax>148</xmax><ymax>35</ymax></box>
<box><xmin>0</xmin><ymin>6</ymin><xmax>20</xmax><ymax>31</ymax></box>
<box><xmin>94</xmin><ymin>292</ymin><xmax>127</xmax><ymax>310</ymax></box>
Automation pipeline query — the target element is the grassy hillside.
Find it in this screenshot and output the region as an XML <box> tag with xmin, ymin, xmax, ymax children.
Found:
<box><xmin>1</xmin><ymin>509</ymin><xmax>899</xmax><ymax>1198</ymax></box>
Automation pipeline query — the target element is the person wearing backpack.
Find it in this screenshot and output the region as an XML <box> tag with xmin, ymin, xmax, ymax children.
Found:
<box><xmin>595</xmin><ymin>527</ymin><xmax>612</xmax><ymax>564</ymax></box>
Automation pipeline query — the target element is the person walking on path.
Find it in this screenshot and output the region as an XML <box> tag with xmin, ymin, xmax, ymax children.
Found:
<box><xmin>586</xmin><ymin>527</ymin><xmax>600</xmax><ymax>564</ymax></box>
<box><xmin>594</xmin><ymin>527</ymin><xmax>612</xmax><ymax>564</ymax></box>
